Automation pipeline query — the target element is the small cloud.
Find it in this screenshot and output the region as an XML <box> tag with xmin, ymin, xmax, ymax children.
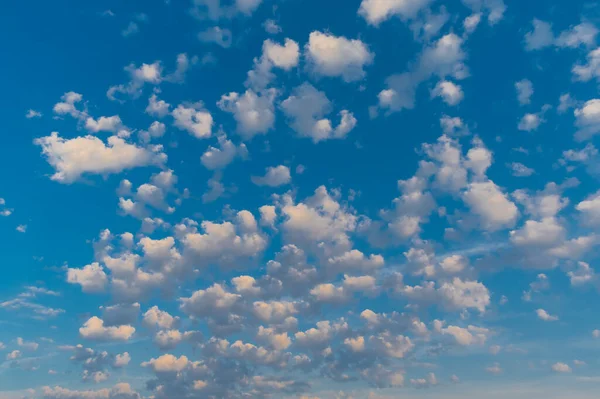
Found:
<box><xmin>26</xmin><ymin>109</ymin><xmax>42</xmax><ymax>119</ymax></box>
<box><xmin>122</xmin><ymin>22</ymin><xmax>139</xmax><ymax>37</ymax></box>
<box><xmin>16</xmin><ymin>224</ymin><xmax>27</xmax><ymax>233</ymax></box>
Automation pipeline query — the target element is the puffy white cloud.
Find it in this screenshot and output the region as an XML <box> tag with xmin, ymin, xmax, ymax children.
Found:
<box><xmin>146</xmin><ymin>93</ymin><xmax>171</xmax><ymax>118</ymax></box>
<box><xmin>280</xmin><ymin>185</ymin><xmax>358</xmax><ymax>253</ymax></box>
<box><xmin>556</xmin><ymin>22</ymin><xmax>598</xmax><ymax>48</ymax></box>
<box><xmin>574</xmin><ymin>99</ymin><xmax>600</xmax><ymax>141</ymax></box>
<box><xmin>536</xmin><ymin>308</ymin><xmax>559</xmax><ymax>321</ymax></box>
<box><xmin>172</xmin><ymin>102</ymin><xmax>213</xmax><ymax>139</ymax></box>
<box><xmin>573</xmin><ymin>48</ymin><xmax>600</xmax><ymax>83</ymax></box>
<box><xmin>378</xmin><ymin>34</ymin><xmax>467</xmax><ymax>113</ymax></box>
<box><xmin>576</xmin><ymin>191</ymin><xmax>600</xmax><ymax>225</ymax></box>
<box><xmin>518</xmin><ymin>112</ymin><xmax>543</xmax><ymax>132</ymax></box>
<box><xmin>256</xmin><ymin>326</ymin><xmax>291</xmax><ymax>350</ymax></box>
<box><xmin>435</xmin><ymin>322</ymin><xmax>489</xmax><ymax>346</ymax></box>
<box><xmin>369</xmin><ymin>331</ymin><xmax>414</xmax><ymax>358</ymax></box>
<box><xmin>53</xmin><ymin>91</ymin><xmax>85</xmax><ymax>119</ymax></box>
<box><xmin>462</xmin><ymin>0</ymin><xmax>506</xmax><ymax>24</ymax></box>
<box><xmin>107</xmin><ymin>61</ymin><xmax>163</xmax><ymax>101</ymax></box>
<box><xmin>180</xmin><ymin>284</ymin><xmax>240</xmax><ymax>318</ymax></box>
<box><xmin>358</xmin><ymin>0</ymin><xmax>433</xmax><ymax>25</ymax></box>
<box><xmin>26</xmin><ymin>109</ymin><xmax>42</xmax><ymax>119</ymax></box>
<box><xmin>281</xmin><ymin>83</ymin><xmax>357</xmax><ymax>142</ymax></box>
<box><xmin>515</xmin><ymin>79</ymin><xmax>533</xmax><ymax>105</ymax></box>
<box><xmin>440</xmin><ymin>115</ymin><xmax>468</xmax><ymax>135</ymax></box>
<box><xmin>525</xmin><ymin>20</ymin><xmax>597</xmax><ymax>51</ymax></box>
<box><xmin>217</xmin><ymin>89</ymin><xmax>277</xmax><ymax>139</ymax></box>
<box><xmin>142</xmin><ymin>354</ymin><xmax>189</xmax><ymax>373</ymax></box>
<box><xmin>568</xmin><ymin>262</ymin><xmax>595</xmax><ymax>286</ymax></box>
<box><xmin>246</xmin><ymin>38</ymin><xmax>300</xmax><ymax>91</ymax></box>
<box><xmin>525</xmin><ymin>19</ymin><xmax>554</xmax><ymax>51</ymax></box>
<box><xmin>114</xmin><ymin>352</ymin><xmax>131</xmax><ymax>368</ymax></box>
<box><xmin>198</xmin><ymin>26</ymin><xmax>232</xmax><ymax>48</ymax></box>
<box><xmin>201</xmin><ymin>135</ymin><xmax>247</xmax><ymax>170</ymax></box>
<box><xmin>139</xmin><ymin>121</ymin><xmax>166</xmax><ymax>142</ymax></box>
<box><xmin>84</xmin><ymin>116</ymin><xmax>124</xmax><ymax>134</ymax></box>
<box><xmin>462</xmin><ymin>181</ymin><xmax>518</xmax><ymax>231</ymax></box>
<box><xmin>552</xmin><ymin>362</ymin><xmax>572</xmax><ymax>373</ymax></box>
<box><xmin>510</xmin><ymin>218</ymin><xmax>565</xmax><ymax>247</ymax></box>
<box><xmin>143</xmin><ymin>306</ymin><xmax>179</xmax><ymax>330</ymax></box>
<box><xmin>295</xmin><ymin>320</ymin><xmax>348</xmax><ymax>348</ymax></box>
<box><xmin>67</xmin><ymin>263</ymin><xmax>108</xmax><ymax>293</ymax></box>
<box><xmin>253</xmin><ymin>302</ymin><xmax>297</xmax><ymax>326</ymax></box>
<box><xmin>35</xmin><ymin>133</ymin><xmax>166</xmax><ymax>183</ymax></box>
<box><xmin>251</xmin><ymin>165</ymin><xmax>291</xmax><ymax>187</ymax></box>
<box><xmin>305</xmin><ymin>31</ymin><xmax>374</xmax><ymax>82</ymax></box>
<box><xmin>79</xmin><ymin>316</ymin><xmax>135</xmax><ymax>341</ymax></box>
<box><xmin>432</xmin><ymin>80</ymin><xmax>464</xmax><ymax>105</ymax></box>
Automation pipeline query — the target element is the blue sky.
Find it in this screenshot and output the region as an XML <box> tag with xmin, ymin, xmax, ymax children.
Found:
<box><xmin>1</xmin><ymin>0</ymin><xmax>600</xmax><ymax>398</ymax></box>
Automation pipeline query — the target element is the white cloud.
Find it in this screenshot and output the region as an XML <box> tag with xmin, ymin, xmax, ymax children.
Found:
<box><xmin>305</xmin><ymin>31</ymin><xmax>374</xmax><ymax>82</ymax></box>
<box><xmin>53</xmin><ymin>91</ymin><xmax>85</xmax><ymax>119</ymax></box>
<box><xmin>525</xmin><ymin>20</ymin><xmax>597</xmax><ymax>51</ymax></box>
<box><xmin>518</xmin><ymin>113</ymin><xmax>543</xmax><ymax>132</ymax></box>
<box><xmin>26</xmin><ymin>109</ymin><xmax>42</xmax><ymax>119</ymax></box>
<box><xmin>191</xmin><ymin>0</ymin><xmax>264</xmax><ymax>20</ymax></box>
<box><xmin>440</xmin><ymin>115</ymin><xmax>468</xmax><ymax>135</ymax></box>
<box><xmin>143</xmin><ymin>306</ymin><xmax>179</xmax><ymax>330</ymax></box>
<box><xmin>556</xmin><ymin>22</ymin><xmax>598</xmax><ymax>48</ymax></box>
<box><xmin>79</xmin><ymin>316</ymin><xmax>136</xmax><ymax>341</ymax></box>
<box><xmin>378</xmin><ymin>33</ymin><xmax>467</xmax><ymax>113</ymax></box>
<box><xmin>217</xmin><ymin>89</ymin><xmax>277</xmax><ymax>139</ymax></box>
<box><xmin>573</xmin><ymin>48</ymin><xmax>600</xmax><ymax>83</ymax></box>
<box><xmin>524</xmin><ymin>19</ymin><xmax>554</xmax><ymax>51</ymax></box>
<box><xmin>576</xmin><ymin>191</ymin><xmax>600</xmax><ymax>225</ymax></box>
<box><xmin>263</xmin><ymin>19</ymin><xmax>282</xmax><ymax>34</ymax></box>
<box><xmin>67</xmin><ymin>263</ymin><xmax>108</xmax><ymax>293</ymax></box>
<box><xmin>201</xmin><ymin>135</ymin><xmax>247</xmax><ymax>170</ymax></box>
<box><xmin>358</xmin><ymin>0</ymin><xmax>433</xmax><ymax>25</ymax></box>
<box><xmin>462</xmin><ymin>0</ymin><xmax>506</xmax><ymax>24</ymax></box>
<box><xmin>574</xmin><ymin>99</ymin><xmax>600</xmax><ymax>141</ymax></box>
<box><xmin>84</xmin><ymin>115</ymin><xmax>123</xmax><ymax>134</ymax></box>
<box><xmin>246</xmin><ymin>38</ymin><xmax>300</xmax><ymax>91</ymax></box>
<box><xmin>107</xmin><ymin>61</ymin><xmax>163</xmax><ymax>101</ymax></box>
<box><xmin>463</xmin><ymin>181</ymin><xmax>518</xmax><ymax>231</ymax></box>
<box><xmin>251</xmin><ymin>165</ymin><xmax>291</xmax><ymax>187</ymax></box>
<box><xmin>281</xmin><ymin>83</ymin><xmax>357</xmax><ymax>142</ymax></box>
<box><xmin>515</xmin><ymin>79</ymin><xmax>533</xmax><ymax>105</ymax></box>
<box><xmin>172</xmin><ymin>102</ymin><xmax>213</xmax><ymax>139</ymax></box>
<box><xmin>432</xmin><ymin>80</ymin><xmax>464</xmax><ymax>105</ymax></box>
<box><xmin>146</xmin><ymin>94</ymin><xmax>171</xmax><ymax>118</ymax></box>
<box><xmin>35</xmin><ymin>133</ymin><xmax>166</xmax><ymax>183</ymax></box>
<box><xmin>198</xmin><ymin>26</ymin><xmax>232</xmax><ymax>48</ymax></box>
<box><xmin>552</xmin><ymin>362</ymin><xmax>572</xmax><ymax>373</ymax></box>
<box><xmin>536</xmin><ymin>309</ymin><xmax>559</xmax><ymax>321</ymax></box>
<box><xmin>463</xmin><ymin>13</ymin><xmax>482</xmax><ymax>34</ymax></box>
<box><xmin>509</xmin><ymin>162</ymin><xmax>534</xmax><ymax>177</ymax></box>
